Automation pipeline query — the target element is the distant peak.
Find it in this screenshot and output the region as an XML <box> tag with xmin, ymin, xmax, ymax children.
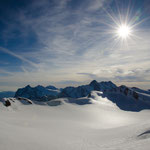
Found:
<box><xmin>89</xmin><ymin>80</ymin><xmax>100</xmax><ymax>91</ymax></box>
<box><xmin>89</xmin><ymin>80</ymin><xmax>98</xmax><ymax>85</ymax></box>
<box><xmin>25</xmin><ymin>85</ymin><xmax>31</xmax><ymax>88</ymax></box>
<box><xmin>108</xmin><ymin>81</ymin><xmax>113</xmax><ymax>84</ymax></box>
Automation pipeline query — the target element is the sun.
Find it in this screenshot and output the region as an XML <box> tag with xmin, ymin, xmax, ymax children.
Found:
<box><xmin>117</xmin><ymin>24</ymin><xmax>131</xmax><ymax>39</ymax></box>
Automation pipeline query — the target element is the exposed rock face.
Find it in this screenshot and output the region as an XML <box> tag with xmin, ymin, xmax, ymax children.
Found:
<box><xmin>17</xmin><ymin>97</ymin><xmax>33</xmax><ymax>104</ymax></box>
<box><xmin>0</xmin><ymin>97</ymin><xmax>33</xmax><ymax>108</ymax></box>
<box><xmin>118</xmin><ymin>85</ymin><xmax>139</xmax><ymax>100</ymax></box>
<box><xmin>14</xmin><ymin>80</ymin><xmax>144</xmax><ymax>102</ymax></box>
<box><xmin>1</xmin><ymin>98</ymin><xmax>12</xmax><ymax>107</ymax></box>
<box><xmin>13</xmin><ymin>80</ymin><xmax>150</xmax><ymax>111</ymax></box>
<box><xmin>133</xmin><ymin>91</ymin><xmax>139</xmax><ymax>100</ymax></box>
<box><xmin>15</xmin><ymin>80</ymin><xmax>118</xmax><ymax>100</ymax></box>
<box><xmin>4</xmin><ymin>100</ymin><xmax>11</xmax><ymax>107</ymax></box>
<box><xmin>89</xmin><ymin>80</ymin><xmax>101</xmax><ymax>91</ymax></box>
<box><xmin>15</xmin><ymin>85</ymin><xmax>60</xmax><ymax>101</ymax></box>
<box><xmin>60</xmin><ymin>85</ymin><xmax>93</xmax><ymax>98</ymax></box>
<box><xmin>60</xmin><ymin>80</ymin><xmax>117</xmax><ymax>98</ymax></box>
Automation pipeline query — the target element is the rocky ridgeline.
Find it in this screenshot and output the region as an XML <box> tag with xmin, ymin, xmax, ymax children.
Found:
<box><xmin>60</xmin><ymin>80</ymin><xmax>117</xmax><ymax>98</ymax></box>
<box><xmin>1</xmin><ymin>80</ymin><xmax>150</xmax><ymax>111</ymax></box>
<box><xmin>15</xmin><ymin>80</ymin><xmax>118</xmax><ymax>100</ymax></box>
<box><xmin>14</xmin><ymin>80</ymin><xmax>146</xmax><ymax>101</ymax></box>
<box><xmin>15</xmin><ymin>85</ymin><xmax>60</xmax><ymax>101</ymax></box>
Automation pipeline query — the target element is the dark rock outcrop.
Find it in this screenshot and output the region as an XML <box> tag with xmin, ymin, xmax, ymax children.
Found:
<box><xmin>60</xmin><ymin>80</ymin><xmax>117</xmax><ymax>98</ymax></box>
<box><xmin>4</xmin><ymin>100</ymin><xmax>11</xmax><ymax>107</ymax></box>
<box><xmin>17</xmin><ymin>97</ymin><xmax>33</xmax><ymax>104</ymax></box>
<box><xmin>15</xmin><ymin>85</ymin><xmax>60</xmax><ymax>101</ymax></box>
<box><xmin>13</xmin><ymin>80</ymin><xmax>150</xmax><ymax>111</ymax></box>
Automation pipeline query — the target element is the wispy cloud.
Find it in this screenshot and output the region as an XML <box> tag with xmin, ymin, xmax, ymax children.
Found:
<box><xmin>0</xmin><ymin>47</ymin><xmax>38</xmax><ymax>68</ymax></box>
<box><xmin>78</xmin><ymin>67</ymin><xmax>150</xmax><ymax>83</ymax></box>
<box><xmin>0</xmin><ymin>0</ymin><xmax>150</xmax><ymax>90</ymax></box>
<box><xmin>0</xmin><ymin>69</ymin><xmax>14</xmax><ymax>76</ymax></box>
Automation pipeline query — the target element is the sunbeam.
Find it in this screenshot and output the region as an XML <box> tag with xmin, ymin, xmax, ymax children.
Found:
<box><xmin>101</xmin><ymin>0</ymin><xmax>149</xmax><ymax>50</ymax></box>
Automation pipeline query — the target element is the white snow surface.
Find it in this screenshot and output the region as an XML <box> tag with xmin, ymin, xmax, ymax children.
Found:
<box><xmin>0</xmin><ymin>93</ymin><xmax>150</xmax><ymax>150</ymax></box>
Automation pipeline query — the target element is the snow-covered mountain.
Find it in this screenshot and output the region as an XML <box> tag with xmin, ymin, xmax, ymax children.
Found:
<box><xmin>15</xmin><ymin>85</ymin><xmax>60</xmax><ymax>101</ymax></box>
<box><xmin>60</xmin><ymin>80</ymin><xmax>117</xmax><ymax>98</ymax></box>
<box><xmin>1</xmin><ymin>82</ymin><xmax>150</xmax><ymax>149</ymax></box>
<box><xmin>12</xmin><ymin>80</ymin><xmax>150</xmax><ymax>111</ymax></box>
<box><xmin>59</xmin><ymin>81</ymin><xmax>150</xmax><ymax>111</ymax></box>
<box><xmin>100</xmin><ymin>85</ymin><xmax>150</xmax><ymax>111</ymax></box>
<box><xmin>14</xmin><ymin>80</ymin><xmax>117</xmax><ymax>100</ymax></box>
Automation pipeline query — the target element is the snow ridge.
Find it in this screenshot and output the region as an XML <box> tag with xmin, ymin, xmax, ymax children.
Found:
<box><xmin>5</xmin><ymin>80</ymin><xmax>150</xmax><ymax>111</ymax></box>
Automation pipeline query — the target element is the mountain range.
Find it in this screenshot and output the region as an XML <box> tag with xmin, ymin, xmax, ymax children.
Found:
<box><xmin>0</xmin><ymin>80</ymin><xmax>150</xmax><ymax>111</ymax></box>
<box><xmin>1</xmin><ymin>81</ymin><xmax>150</xmax><ymax>150</ymax></box>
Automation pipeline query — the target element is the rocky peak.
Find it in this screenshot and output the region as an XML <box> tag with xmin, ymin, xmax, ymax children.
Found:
<box><xmin>89</xmin><ymin>80</ymin><xmax>98</xmax><ymax>85</ymax></box>
<box><xmin>89</xmin><ymin>80</ymin><xmax>100</xmax><ymax>91</ymax></box>
<box><xmin>119</xmin><ymin>85</ymin><xmax>139</xmax><ymax>100</ymax></box>
<box><xmin>25</xmin><ymin>85</ymin><xmax>32</xmax><ymax>89</ymax></box>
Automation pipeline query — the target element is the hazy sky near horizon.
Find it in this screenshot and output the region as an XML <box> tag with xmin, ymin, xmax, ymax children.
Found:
<box><xmin>0</xmin><ymin>0</ymin><xmax>150</xmax><ymax>91</ymax></box>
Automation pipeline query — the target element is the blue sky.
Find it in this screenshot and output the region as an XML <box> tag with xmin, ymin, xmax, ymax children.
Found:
<box><xmin>0</xmin><ymin>0</ymin><xmax>150</xmax><ymax>91</ymax></box>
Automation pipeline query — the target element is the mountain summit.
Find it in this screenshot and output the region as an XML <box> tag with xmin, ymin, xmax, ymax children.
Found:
<box><xmin>14</xmin><ymin>80</ymin><xmax>150</xmax><ymax>111</ymax></box>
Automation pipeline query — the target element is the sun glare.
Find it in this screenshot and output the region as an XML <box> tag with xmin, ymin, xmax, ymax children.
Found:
<box><xmin>117</xmin><ymin>24</ymin><xmax>131</xmax><ymax>39</ymax></box>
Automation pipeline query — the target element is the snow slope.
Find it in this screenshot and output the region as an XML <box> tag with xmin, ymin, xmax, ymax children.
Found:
<box><xmin>14</xmin><ymin>80</ymin><xmax>150</xmax><ymax>111</ymax></box>
<box><xmin>0</xmin><ymin>94</ymin><xmax>150</xmax><ymax>150</ymax></box>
